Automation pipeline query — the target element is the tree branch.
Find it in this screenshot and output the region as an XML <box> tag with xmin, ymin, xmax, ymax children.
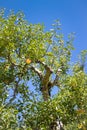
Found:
<box><xmin>51</xmin><ymin>68</ymin><xmax>62</xmax><ymax>87</ymax></box>
<box><xmin>36</xmin><ymin>60</ymin><xmax>53</xmax><ymax>73</ymax></box>
<box><xmin>30</xmin><ymin>65</ymin><xmax>43</xmax><ymax>79</ymax></box>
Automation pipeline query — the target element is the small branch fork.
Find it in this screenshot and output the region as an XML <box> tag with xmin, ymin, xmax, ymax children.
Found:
<box><xmin>30</xmin><ymin>60</ymin><xmax>62</xmax><ymax>100</ymax></box>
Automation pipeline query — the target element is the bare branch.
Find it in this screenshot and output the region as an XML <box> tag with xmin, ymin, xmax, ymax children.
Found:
<box><xmin>36</xmin><ymin>60</ymin><xmax>53</xmax><ymax>73</ymax></box>
<box><xmin>30</xmin><ymin>65</ymin><xmax>43</xmax><ymax>79</ymax></box>
<box><xmin>51</xmin><ymin>68</ymin><xmax>62</xmax><ymax>87</ymax></box>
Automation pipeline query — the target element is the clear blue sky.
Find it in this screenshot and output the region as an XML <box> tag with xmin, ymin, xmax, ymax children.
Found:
<box><xmin>0</xmin><ymin>0</ymin><xmax>87</xmax><ymax>61</ymax></box>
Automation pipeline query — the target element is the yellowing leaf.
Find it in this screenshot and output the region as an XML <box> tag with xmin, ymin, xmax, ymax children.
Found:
<box><xmin>76</xmin><ymin>109</ymin><xmax>85</xmax><ymax>115</ymax></box>
<box><xmin>78</xmin><ymin>123</ymin><xmax>83</xmax><ymax>129</ymax></box>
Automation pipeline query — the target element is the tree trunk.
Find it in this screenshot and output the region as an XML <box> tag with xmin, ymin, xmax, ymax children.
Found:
<box><xmin>40</xmin><ymin>65</ymin><xmax>64</xmax><ymax>130</ymax></box>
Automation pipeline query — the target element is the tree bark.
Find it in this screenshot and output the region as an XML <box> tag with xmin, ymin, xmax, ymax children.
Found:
<box><xmin>31</xmin><ymin>61</ymin><xmax>64</xmax><ymax>130</ymax></box>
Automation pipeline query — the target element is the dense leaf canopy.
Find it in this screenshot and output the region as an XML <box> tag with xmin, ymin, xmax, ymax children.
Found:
<box><xmin>0</xmin><ymin>9</ymin><xmax>87</xmax><ymax>130</ymax></box>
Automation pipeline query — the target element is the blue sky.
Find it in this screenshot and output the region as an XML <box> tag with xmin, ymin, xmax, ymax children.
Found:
<box><xmin>0</xmin><ymin>0</ymin><xmax>87</xmax><ymax>61</ymax></box>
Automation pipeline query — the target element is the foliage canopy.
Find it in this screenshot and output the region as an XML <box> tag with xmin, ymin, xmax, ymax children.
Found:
<box><xmin>0</xmin><ymin>9</ymin><xmax>87</xmax><ymax>130</ymax></box>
